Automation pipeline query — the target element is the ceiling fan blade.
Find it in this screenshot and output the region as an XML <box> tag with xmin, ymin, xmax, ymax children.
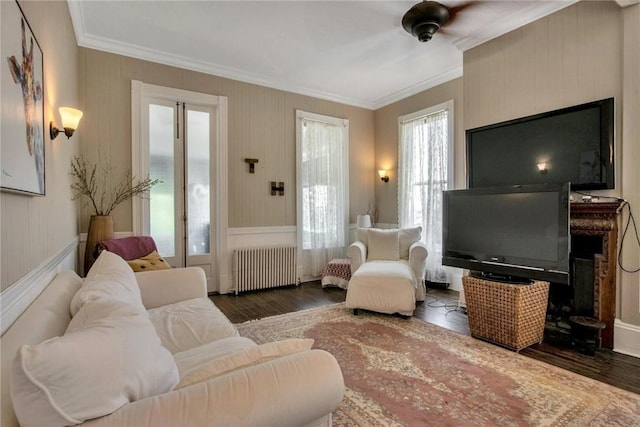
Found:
<box><xmin>448</xmin><ymin>1</ymin><xmax>479</xmax><ymax>25</ymax></box>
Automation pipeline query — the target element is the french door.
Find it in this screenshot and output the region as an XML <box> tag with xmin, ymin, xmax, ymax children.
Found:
<box><xmin>132</xmin><ymin>82</ymin><xmax>228</xmax><ymax>292</ymax></box>
<box><xmin>148</xmin><ymin>101</ymin><xmax>214</xmax><ymax>272</ymax></box>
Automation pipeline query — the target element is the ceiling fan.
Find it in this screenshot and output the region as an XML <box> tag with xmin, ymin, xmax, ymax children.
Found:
<box><xmin>402</xmin><ymin>1</ymin><xmax>474</xmax><ymax>42</ymax></box>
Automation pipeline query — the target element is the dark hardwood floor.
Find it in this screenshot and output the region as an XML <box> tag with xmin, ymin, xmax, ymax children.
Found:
<box><xmin>211</xmin><ymin>281</ymin><xmax>640</xmax><ymax>395</ymax></box>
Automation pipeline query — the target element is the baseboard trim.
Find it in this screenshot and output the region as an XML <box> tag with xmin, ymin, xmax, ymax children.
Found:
<box><xmin>1</xmin><ymin>237</ymin><xmax>78</xmax><ymax>335</ymax></box>
<box><xmin>218</xmin><ymin>272</ymin><xmax>233</xmax><ymax>295</ymax></box>
<box><xmin>614</xmin><ymin>319</ymin><xmax>640</xmax><ymax>358</ymax></box>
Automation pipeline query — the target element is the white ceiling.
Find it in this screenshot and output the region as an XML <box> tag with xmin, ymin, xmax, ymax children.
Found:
<box><xmin>68</xmin><ymin>0</ymin><xmax>581</xmax><ymax>110</ymax></box>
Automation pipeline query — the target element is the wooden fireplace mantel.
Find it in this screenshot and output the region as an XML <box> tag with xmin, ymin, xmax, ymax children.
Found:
<box><xmin>570</xmin><ymin>201</ymin><xmax>622</xmax><ymax>348</ymax></box>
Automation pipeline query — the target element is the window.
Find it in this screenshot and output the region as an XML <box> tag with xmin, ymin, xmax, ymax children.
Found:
<box><xmin>398</xmin><ymin>101</ymin><xmax>453</xmax><ymax>283</ymax></box>
<box><xmin>296</xmin><ymin>110</ymin><xmax>349</xmax><ymax>279</ymax></box>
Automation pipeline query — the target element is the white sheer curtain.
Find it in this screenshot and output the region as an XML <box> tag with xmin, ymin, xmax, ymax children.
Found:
<box><xmin>398</xmin><ymin>107</ymin><xmax>451</xmax><ymax>283</ymax></box>
<box><xmin>298</xmin><ymin>112</ymin><xmax>349</xmax><ymax>278</ymax></box>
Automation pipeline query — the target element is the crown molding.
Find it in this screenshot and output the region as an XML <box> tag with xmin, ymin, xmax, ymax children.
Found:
<box><xmin>68</xmin><ymin>1</ymin><xmax>376</xmax><ymax>109</ymax></box>
<box><xmin>67</xmin><ymin>0</ymin><xmax>578</xmax><ymax>111</ymax></box>
<box><xmin>615</xmin><ymin>0</ymin><xmax>639</xmax><ymax>7</ymax></box>
<box><xmin>69</xmin><ymin>2</ymin><xmax>466</xmax><ymax>110</ymax></box>
<box><xmin>372</xmin><ymin>66</ymin><xmax>463</xmax><ymax>110</ymax></box>
<box><xmin>452</xmin><ymin>0</ymin><xmax>580</xmax><ymax>52</ymax></box>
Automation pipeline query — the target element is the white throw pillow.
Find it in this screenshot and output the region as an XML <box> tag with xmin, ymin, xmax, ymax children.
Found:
<box><xmin>367</xmin><ymin>229</ymin><xmax>400</xmax><ymax>261</ymax></box>
<box><xmin>355</xmin><ymin>228</ymin><xmax>369</xmax><ymax>245</ymax></box>
<box><xmin>399</xmin><ymin>226</ymin><xmax>422</xmax><ymax>259</ymax></box>
<box><xmin>70</xmin><ymin>250</ymin><xmax>145</xmax><ymax>316</ymax></box>
<box><xmin>147</xmin><ymin>298</ymin><xmax>239</xmax><ymax>354</ymax></box>
<box><xmin>176</xmin><ymin>338</ymin><xmax>314</xmax><ymax>389</ymax></box>
<box><xmin>11</xmin><ymin>299</ymin><xmax>179</xmax><ymax>427</ymax></box>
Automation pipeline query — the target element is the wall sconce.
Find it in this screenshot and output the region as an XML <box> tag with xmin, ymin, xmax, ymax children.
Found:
<box><xmin>537</xmin><ymin>162</ymin><xmax>548</xmax><ymax>174</ymax></box>
<box><xmin>378</xmin><ymin>170</ymin><xmax>389</xmax><ymax>183</ymax></box>
<box><xmin>50</xmin><ymin>107</ymin><xmax>83</xmax><ymax>140</ymax></box>
<box><xmin>356</xmin><ymin>214</ymin><xmax>372</xmax><ymax>228</ymax></box>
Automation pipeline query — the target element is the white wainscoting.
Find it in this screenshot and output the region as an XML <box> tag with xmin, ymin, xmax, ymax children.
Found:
<box><xmin>1</xmin><ymin>237</ymin><xmax>78</xmax><ymax>335</ymax></box>
<box><xmin>228</xmin><ymin>226</ymin><xmax>298</xmax><ymax>247</ymax></box>
<box><xmin>225</xmin><ymin>226</ymin><xmax>298</xmax><ymax>294</ymax></box>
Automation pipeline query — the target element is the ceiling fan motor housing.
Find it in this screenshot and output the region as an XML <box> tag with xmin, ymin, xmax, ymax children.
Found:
<box><xmin>402</xmin><ymin>1</ymin><xmax>451</xmax><ymax>42</ymax></box>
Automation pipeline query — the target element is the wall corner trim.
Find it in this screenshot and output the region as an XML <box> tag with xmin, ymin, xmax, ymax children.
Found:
<box><xmin>1</xmin><ymin>237</ymin><xmax>79</xmax><ymax>335</ymax></box>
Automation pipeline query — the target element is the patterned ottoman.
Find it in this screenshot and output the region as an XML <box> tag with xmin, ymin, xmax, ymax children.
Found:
<box><xmin>321</xmin><ymin>258</ymin><xmax>351</xmax><ymax>289</ymax></box>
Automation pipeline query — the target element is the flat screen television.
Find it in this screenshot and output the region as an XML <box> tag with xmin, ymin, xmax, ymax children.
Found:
<box><xmin>466</xmin><ymin>98</ymin><xmax>614</xmax><ymax>191</ymax></box>
<box><xmin>442</xmin><ymin>183</ymin><xmax>570</xmax><ymax>284</ymax></box>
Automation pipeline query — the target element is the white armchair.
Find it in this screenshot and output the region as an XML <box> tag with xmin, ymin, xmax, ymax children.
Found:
<box><xmin>346</xmin><ymin>227</ymin><xmax>428</xmax><ymax>316</ymax></box>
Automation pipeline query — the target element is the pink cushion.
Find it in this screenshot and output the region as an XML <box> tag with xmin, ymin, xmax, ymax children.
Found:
<box><xmin>99</xmin><ymin>236</ymin><xmax>158</xmax><ymax>261</ymax></box>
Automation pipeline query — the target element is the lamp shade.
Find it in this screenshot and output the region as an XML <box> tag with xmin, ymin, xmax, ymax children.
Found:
<box><xmin>356</xmin><ymin>214</ymin><xmax>372</xmax><ymax>228</ymax></box>
<box><xmin>59</xmin><ymin>107</ymin><xmax>83</xmax><ymax>130</ymax></box>
<box><xmin>378</xmin><ymin>170</ymin><xmax>387</xmax><ymax>178</ymax></box>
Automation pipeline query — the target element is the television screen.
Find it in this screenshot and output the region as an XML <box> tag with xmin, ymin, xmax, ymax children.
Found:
<box><xmin>442</xmin><ymin>183</ymin><xmax>570</xmax><ymax>284</ymax></box>
<box><xmin>467</xmin><ymin>98</ymin><xmax>614</xmax><ymax>191</ymax></box>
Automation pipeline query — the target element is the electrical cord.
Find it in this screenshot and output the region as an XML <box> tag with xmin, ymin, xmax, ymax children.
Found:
<box><xmin>425</xmin><ymin>288</ymin><xmax>465</xmax><ymax>313</ymax></box>
<box><xmin>617</xmin><ymin>201</ymin><xmax>640</xmax><ymax>273</ymax></box>
<box><xmin>427</xmin><ymin>300</ymin><xmax>456</xmax><ymax>309</ymax></box>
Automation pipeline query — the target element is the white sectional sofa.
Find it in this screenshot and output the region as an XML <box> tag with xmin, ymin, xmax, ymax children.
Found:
<box><xmin>1</xmin><ymin>251</ymin><xmax>345</xmax><ymax>427</ymax></box>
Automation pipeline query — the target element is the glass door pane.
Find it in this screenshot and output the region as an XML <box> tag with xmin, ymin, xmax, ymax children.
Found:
<box><xmin>149</xmin><ymin>103</ymin><xmax>176</xmax><ymax>258</ymax></box>
<box><xmin>186</xmin><ymin>109</ymin><xmax>211</xmax><ymax>255</ymax></box>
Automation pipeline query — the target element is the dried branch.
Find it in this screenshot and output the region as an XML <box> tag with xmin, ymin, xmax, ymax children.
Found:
<box><xmin>367</xmin><ymin>203</ymin><xmax>379</xmax><ymax>227</ymax></box>
<box><xmin>70</xmin><ymin>156</ymin><xmax>160</xmax><ymax>216</ymax></box>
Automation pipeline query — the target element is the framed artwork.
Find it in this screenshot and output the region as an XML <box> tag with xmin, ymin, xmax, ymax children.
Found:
<box><xmin>1</xmin><ymin>0</ymin><xmax>45</xmax><ymax>196</ymax></box>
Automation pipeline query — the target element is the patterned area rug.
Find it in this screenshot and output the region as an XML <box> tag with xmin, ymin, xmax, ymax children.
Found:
<box><xmin>236</xmin><ymin>303</ymin><xmax>640</xmax><ymax>426</ymax></box>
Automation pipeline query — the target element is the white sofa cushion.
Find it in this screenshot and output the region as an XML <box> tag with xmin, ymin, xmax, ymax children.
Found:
<box><xmin>357</xmin><ymin>227</ymin><xmax>422</xmax><ymax>260</ymax></box>
<box><xmin>346</xmin><ymin>260</ymin><xmax>417</xmax><ymax>316</ymax></box>
<box><xmin>174</xmin><ymin>337</ymin><xmax>258</xmax><ymax>372</ymax></box>
<box><xmin>148</xmin><ymin>298</ymin><xmax>239</xmax><ymax>354</ymax></box>
<box><xmin>11</xmin><ymin>299</ymin><xmax>179</xmax><ymax>427</ymax></box>
<box><xmin>367</xmin><ymin>229</ymin><xmax>400</xmax><ymax>261</ymax></box>
<box><xmin>70</xmin><ymin>251</ymin><xmax>146</xmax><ymax>317</ymax></box>
<box><xmin>175</xmin><ymin>339</ymin><xmax>314</xmax><ymax>389</ymax></box>
<box><xmin>399</xmin><ymin>226</ymin><xmax>422</xmax><ymax>259</ymax></box>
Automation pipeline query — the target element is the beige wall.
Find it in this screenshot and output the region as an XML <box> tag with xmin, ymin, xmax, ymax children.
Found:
<box><xmin>464</xmin><ymin>1</ymin><xmax>622</xmax><ymax>132</ymax></box>
<box><xmin>463</xmin><ymin>1</ymin><xmax>639</xmax><ymax>327</ymax></box>
<box><xmin>78</xmin><ymin>49</ymin><xmax>375</xmax><ymax>233</ymax></box>
<box><xmin>1</xmin><ymin>1</ymin><xmax>80</xmax><ymax>291</ymax></box>
<box><xmin>373</xmin><ymin>78</ymin><xmax>464</xmax><ymax>224</ymax></box>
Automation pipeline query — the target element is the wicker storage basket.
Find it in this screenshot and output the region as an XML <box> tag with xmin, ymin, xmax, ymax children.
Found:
<box><xmin>463</xmin><ymin>276</ymin><xmax>550</xmax><ymax>352</ymax></box>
